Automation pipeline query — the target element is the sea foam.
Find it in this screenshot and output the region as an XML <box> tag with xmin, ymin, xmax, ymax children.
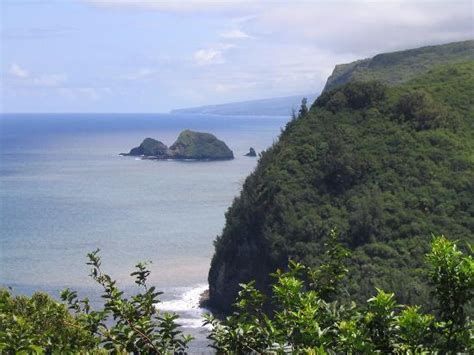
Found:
<box><xmin>157</xmin><ymin>284</ymin><xmax>210</xmax><ymax>329</ymax></box>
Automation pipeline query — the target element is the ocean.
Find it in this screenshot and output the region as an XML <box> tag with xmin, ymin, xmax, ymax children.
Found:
<box><xmin>0</xmin><ymin>113</ymin><xmax>288</xmax><ymax>350</ymax></box>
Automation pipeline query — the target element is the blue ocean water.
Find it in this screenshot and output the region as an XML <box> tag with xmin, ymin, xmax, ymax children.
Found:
<box><xmin>0</xmin><ymin>113</ymin><xmax>288</xmax><ymax>347</ymax></box>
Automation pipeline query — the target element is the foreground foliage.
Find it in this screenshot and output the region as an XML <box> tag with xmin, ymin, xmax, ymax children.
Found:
<box><xmin>0</xmin><ymin>290</ymin><xmax>98</xmax><ymax>353</ymax></box>
<box><xmin>0</xmin><ymin>235</ymin><xmax>471</xmax><ymax>353</ymax></box>
<box><xmin>205</xmin><ymin>235</ymin><xmax>473</xmax><ymax>353</ymax></box>
<box><xmin>0</xmin><ymin>251</ymin><xmax>192</xmax><ymax>353</ymax></box>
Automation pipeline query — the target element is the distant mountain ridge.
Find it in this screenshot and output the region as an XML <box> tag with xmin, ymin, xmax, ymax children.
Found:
<box><xmin>323</xmin><ymin>40</ymin><xmax>474</xmax><ymax>92</ymax></box>
<box><xmin>170</xmin><ymin>94</ymin><xmax>319</xmax><ymax>117</ymax></box>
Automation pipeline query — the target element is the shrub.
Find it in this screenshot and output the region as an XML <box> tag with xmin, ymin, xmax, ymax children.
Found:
<box><xmin>0</xmin><ymin>251</ymin><xmax>192</xmax><ymax>353</ymax></box>
<box><xmin>205</xmin><ymin>235</ymin><xmax>473</xmax><ymax>353</ymax></box>
<box><xmin>342</xmin><ymin>81</ymin><xmax>387</xmax><ymax>109</ymax></box>
<box><xmin>0</xmin><ymin>290</ymin><xmax>97</xmax><ymax>352</ymax></box>
<box><xmin>426</xmin><ymin>237</ymin><xmax>474</xmax><ymax>352</ymax></box>
<box><xmin>326</xmin><ymin>91</ymin><xmax>348</xmax><ymax>113</ymax></box>
<box><xmin>395</xmin><ymin>89</ymin><xmax>453</xmax><ymax>130</ymax></box>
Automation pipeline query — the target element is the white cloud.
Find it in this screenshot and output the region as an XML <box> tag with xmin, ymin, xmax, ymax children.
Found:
<box><xmin>220</xmin><ymin>29</ymin><xmax>252</xmax><ymax>39</ymax></box>
<box><xmin>192</xmin><ymin>42</ymin><xmax>237</xmax><ymax>65</ymax></box>
<box><xmin>9</xmin><ymin>63</ymin><xmax>29</xmax><ymax>78</ymax></box>
<box><xmin>193</xmin><ymin>48</ymin><xmax>225</xmax><ymax>65</ymax></box>
<box><xmin>177</xmin><ymin>42</ymin><xmax>360</xmax><ymax>107</ymax></box>
<box><xmin>7</xmin><ymin>63</ymin><xmax>66</xmax><ymax>87</ymax></box>
<box><xmin>252</xmin><ymin>1</ymin><xmax>473</xmax><ymax>55</ymax></box>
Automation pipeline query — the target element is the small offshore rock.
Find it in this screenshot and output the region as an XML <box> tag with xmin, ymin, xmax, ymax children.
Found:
<box><xmin>121</xmin><ymin>138</ymin><xmax>168</xmax><ymax>157</ymax></box>
<box><xmin>245</xmin><ymin>147</ymin><xmax>257</xmax><ymax>157</ymax></box>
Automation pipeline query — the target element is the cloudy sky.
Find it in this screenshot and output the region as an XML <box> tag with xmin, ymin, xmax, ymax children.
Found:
<box><xmin>1</xmin><ymin>0</ymin><xmax>472</xmax><ymax>113</ymax></box>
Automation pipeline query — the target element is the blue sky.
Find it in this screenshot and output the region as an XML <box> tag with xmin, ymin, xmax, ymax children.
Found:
<box><xmin>1</xmin><ymin>0</ymin><xmax>472</xmax><ymax>113</ymax></box>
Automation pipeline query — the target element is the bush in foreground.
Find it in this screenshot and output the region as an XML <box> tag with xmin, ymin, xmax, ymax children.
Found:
<box><xmin>205</xmin><ymin>234</ymin><xmax>473</xmax><ymax>353</ymax></box>
<box><xmin>0</xmin><ymin>251</ymin><xmax>192</xmax><ymax>354</ymax></box>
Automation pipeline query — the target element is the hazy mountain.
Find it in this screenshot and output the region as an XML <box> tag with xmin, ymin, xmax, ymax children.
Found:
<box><xmin>170</xmin><ymin>94</ymin><xmax>319</xmax><ymax>117</ymax></box>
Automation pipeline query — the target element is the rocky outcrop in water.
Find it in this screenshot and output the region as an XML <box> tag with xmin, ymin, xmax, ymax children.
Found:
<box><xmin>121</xmin><ymin>130</ymin><xmax>234</xmax><ymax>160</ymax></box>
<box><xmin>124</xmin><ymin>138</ymin><xmax>168</xmax><ymax>158</ymax></box>
<box><xmin>245</xmin><ymin>147</ymin><xmax>257</xmax><ymax>157</ymax></box>
<box><xmin>167</xmin><ymin>130</ymin><xmax>234</xmax><ymax>160</ymax></box>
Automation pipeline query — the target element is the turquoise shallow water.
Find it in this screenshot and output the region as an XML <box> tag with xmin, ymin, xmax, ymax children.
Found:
<box><xmin>0</xmin><ymin>113</ymin><xmax>288</xmax><ymax>349</ymax></box>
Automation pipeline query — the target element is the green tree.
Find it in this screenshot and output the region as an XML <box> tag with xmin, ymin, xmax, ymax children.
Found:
<box><xmin>395</xmin><ymin>89</ymin><xmax>452</xmax><ymax>130</ymax></box>
<box><xmin>326</xmin><ymin>91</ymin><xmax>348</xmax><ymax>113</ymax></box>
<box><xmin>426</xmin><ymin>236</ymin><xmax>474</xmax><ymax>352</ymax></box>
<box><xmin>396</xmin><ymin>305</ymin><xmax>434</xmax><ymax>352</ymax></box>
<box><xmin>341</xmin><ymin>81</ymin><xmax>386</xmax><ymax>109</ymax></box>
<box><xmin>364</xmin><ymin>289</ymin><xmax>397</xmax><ymax>352</ymax></box>
<box><xmin>306</xmin><ymin>229</ymin><xmax>350</xmax><ymax>300</ymax></box>
<box><xmin>298</xmin><ymin>97</ymin><xmax>308</xmax><ymax>118</ymax></box>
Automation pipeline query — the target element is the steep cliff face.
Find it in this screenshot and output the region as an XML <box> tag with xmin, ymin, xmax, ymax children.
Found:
<box><xmin>208</xmin><ymin>45</ymin><xmax>474</xmax><ymax>314</ymax></box>
<box><xmin>323</xmin><ymin>40</ymin><xmax>474</xmax><ymax>92</ymax></box>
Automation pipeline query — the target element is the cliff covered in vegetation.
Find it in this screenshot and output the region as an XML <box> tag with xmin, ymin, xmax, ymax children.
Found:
<box><xmin>208</xmin><ymin>42</ymin><xmax>474</xmax><ymax>313</ymax></box>
<box><xmin>323</xmin><ymin>40</ymin><xmax>474</xmax><ymax>92</ymax></box>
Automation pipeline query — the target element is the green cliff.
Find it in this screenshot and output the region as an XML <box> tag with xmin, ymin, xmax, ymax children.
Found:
<box><xmin>208</xmin><ymin>42</ymin><xmax>474</xmax><ymax>314</ymax></box>
<box><xmin>323</xmin><ymin>40</ymin><xmax>474</xmax><ymax>92</ymax></box>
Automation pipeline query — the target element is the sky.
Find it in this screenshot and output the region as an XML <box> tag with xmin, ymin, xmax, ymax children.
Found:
<box><xmin>0</xmin><ymin>0</ymin><xmax>472</xmax><ymax>113</ymax></box>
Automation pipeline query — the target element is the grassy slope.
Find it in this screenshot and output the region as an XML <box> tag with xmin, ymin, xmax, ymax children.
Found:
<box><xmin>324</xmin><ymin>40</ymin><xmax>474</xmax><ymax>92</ymax></box>
<box><xmin>208</xmin><ymin>61</ymin><xmax>474</xmax><ymax>313</ymax></box>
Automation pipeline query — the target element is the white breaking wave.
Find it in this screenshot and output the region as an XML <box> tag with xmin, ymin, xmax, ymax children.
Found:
<box><xmin>157</xmin><ymin>284</ymin><xmax>210</xmax><ymax>329</ymax></box>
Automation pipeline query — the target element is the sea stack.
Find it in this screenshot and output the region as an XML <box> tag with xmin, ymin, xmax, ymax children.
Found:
<box><xmin>167</xmin><ymin>130</ymin><xmax>234</xmax><ymax>160</ymax></box>
<box><xmin>245</xmin><ymin>147</ymin><xmax>257</xmax><ymax>157</ymax></box>
<box><xmin>121</xmin><ymin>130</ymin><xmax>234</xmax><ymax>160</ymax></box>
<box><xmin>123</xmin><ymin>138</ymin><xmax>168</xmax><ymax>158</ymax></box>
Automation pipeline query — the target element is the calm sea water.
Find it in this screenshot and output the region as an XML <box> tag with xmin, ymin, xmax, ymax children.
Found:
<box><xmin>0</xmin><ymin>113</ymin><xmax>288</xmax><ymax>349</ymax></box>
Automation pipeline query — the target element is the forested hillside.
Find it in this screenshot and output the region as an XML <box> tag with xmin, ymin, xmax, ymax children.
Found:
<box><xmin>208</xmin><ymin>56</ymin><xmax>474</xmax><ymax>313</ymax></box>
<box><xmin>323</xmin><ymin>40</ymin><xmax>474</xmax><ymax>92</ymax></box>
